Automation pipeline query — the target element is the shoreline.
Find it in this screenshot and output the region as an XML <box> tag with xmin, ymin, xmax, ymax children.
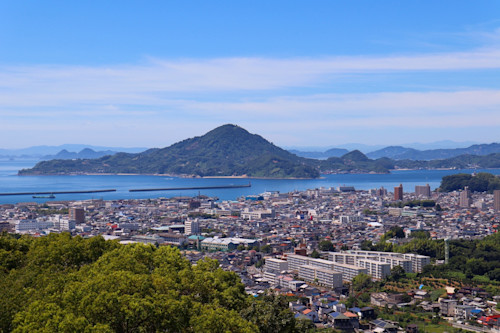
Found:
<box><xmin>18</xmin><ymin>172</ymin><xmax>320</xmax><ymax>180</ymax></box>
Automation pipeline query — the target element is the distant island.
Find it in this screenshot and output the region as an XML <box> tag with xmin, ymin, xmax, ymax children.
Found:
<box><xmin>19</xmin><ymin>125</ymin><xmax>393</xmax><ymax>178</ymax></box>
<box><xmin>18</xmin><ymin>125</ymin><xmax>500</xmax><ymax>178</ymax></box>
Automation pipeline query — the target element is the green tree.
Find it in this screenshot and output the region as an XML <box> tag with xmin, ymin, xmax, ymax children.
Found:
<box><xmin>389</xmin><ymin>265</ymin><xmax>405</xmax><ymax>281</ymax></box>
<box><xmin>318</xmin><ymin>240</ymin><xmax>335</xmax><ymax>252</ymax></box>
<box><xmin>240</xmin><ymin>294</ymin><xmax>296</xmax><ymax>333</ymax></box>
<box><xmin>352</xmin><ymin>273</ymin><xmax>373</xmax><ymax>292</ymax></box>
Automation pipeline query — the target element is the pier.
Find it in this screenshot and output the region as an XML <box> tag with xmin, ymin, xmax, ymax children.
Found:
<box><xmin>0</xmin><ymin>189</ymin><xmax>117</xmax><ymax>196</ymax></box>
<box><xmin>129</xmin><ymin>183</ymin><xmax>251</xmax><ymax>192</ymax></box>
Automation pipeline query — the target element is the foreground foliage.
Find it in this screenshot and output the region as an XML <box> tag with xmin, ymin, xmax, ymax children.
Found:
<box><xmin>0</xmin><ymin>233</ymin><xmax>307</xmax><ymax>333</ymax></box>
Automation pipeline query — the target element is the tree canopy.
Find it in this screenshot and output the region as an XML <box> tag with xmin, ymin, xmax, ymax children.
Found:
<box><xmin>0</xmin><ymin>233</ymin><xmax>310</xmax><ymax>333</ymax></box>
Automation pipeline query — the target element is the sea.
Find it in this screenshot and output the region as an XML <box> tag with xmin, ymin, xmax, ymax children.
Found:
<box><xmin>1</xmin><ymin>159</ymin><xmax>500</xmax><ymax>204</ymax></box>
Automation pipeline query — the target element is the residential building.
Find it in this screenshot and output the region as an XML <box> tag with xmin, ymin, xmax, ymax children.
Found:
<box><xmin>394</xmin><ymin>184</ymin><xmax>403</xmax><ymax>201</ymax></box>
<box><xmin>415</xmin><ymin>184</ymin><xmax>431</xmax><ymax>198</ymax></box>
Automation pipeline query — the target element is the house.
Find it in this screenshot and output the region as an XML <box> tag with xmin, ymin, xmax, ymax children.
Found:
<box><xmin>350</xmin><ymin>306</ymin><xmax>376</xmax><ymax>320</ymax></box>
<box><xmin>370</xmin><ymin>319</ymin><xmax>398</xmax><ymax>333</ymax></box>
<box><xmin>302</xmin><ymin>308</ymin><xmax>319</xmax><ymax>322</ymax></box>
<box><xmin>328</xmin><ymin>312</ymin><xmax>353</xmax><ymax>330</ymax></box>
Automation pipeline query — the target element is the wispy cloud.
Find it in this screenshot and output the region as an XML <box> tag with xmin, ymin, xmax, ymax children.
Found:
<box><xmin>2</xmin><ymin>42</ymin><xmax>500</xmax><ymax>146</ymax></box>
<box><xmin>1</xmin><ymin>47</ymin><xmax>500</xmax><ymax>108</ymax></box>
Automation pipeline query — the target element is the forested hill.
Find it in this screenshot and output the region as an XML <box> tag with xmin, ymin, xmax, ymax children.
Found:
<box><xmin>19</xmin><ymin>124</ymin><xmax>320</xmax><ymax>178</ymax></box>
<box><xmin>18</xmin><ymin>125</ymin><xmax>393</xmax><ymax>178</ymax></box>
<box><xmin>0</xmin><ymin>233</ymin><xmax>311</xmax><ymax>332</ymax></box>
<box><xmin>439</xmin><ymin>172</ymin><xmax>500</xmax><ymax>192</ymax></box>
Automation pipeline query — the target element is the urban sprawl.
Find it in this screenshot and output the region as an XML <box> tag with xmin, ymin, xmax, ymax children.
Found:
<box><xmin>2</xmin><ymin>184</ymin><xmax>500</xmax><ymax>331</ymax></box>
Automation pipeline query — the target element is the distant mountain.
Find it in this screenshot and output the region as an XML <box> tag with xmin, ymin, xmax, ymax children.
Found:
<box><xmin>366</xmin><ymin>146</ymin><xmax>421</xmax><ymax>159</ymax></box>
<box><xmin>41</xmin><ymin>148</ymin><xmax>117</xmax><ymax>160</ymax></box>
<box><xmin>0</xmin><ymin>145</ymin><xmax>147</xmax><ymax>159</ymax></box>
<box><xmin>20</xmin><ymin>125</ymin><xmax>321</xmax><ymax>178</ymax></box>
<box><xmin>395</xmin><ymin>153</ymin><xmax>500</xmax><ymax>170</ymax></box>
<box><xmin>318</xmin><ymin>150</ymin><xmax>393</xmax><ymax>174</ymax></box>
<box><xmin>403</xmin><ymin>140</ymin><xmax>478</xmax><ymax>150</ymax></box>
<box><xmin>367</xmin><ymin>143</ymin><xmax>500</xmax><ymax>160</ymax></box>
<box><xmin>288</xmin><ymin>148</ymin><xmax>349</xmax><ymax>159</ymax></box>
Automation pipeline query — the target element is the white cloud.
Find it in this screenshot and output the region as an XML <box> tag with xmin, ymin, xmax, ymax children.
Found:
<box><xmin>2</xmin><ymin>44</ymin><xmax>500</xmax><ymax>147</ymax></box>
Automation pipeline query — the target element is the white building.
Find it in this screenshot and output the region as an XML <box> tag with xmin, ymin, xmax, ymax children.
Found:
<box><xmin>185</xmin><ymin>219</ymin><xmax>200</xmax><ymax>235</ymax></box>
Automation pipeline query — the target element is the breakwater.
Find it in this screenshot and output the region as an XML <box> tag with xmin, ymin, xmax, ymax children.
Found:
<box><xmin>0</xmin><ymin>189</ymin><xmax>117</xmax><ymax>196</ymax></box>
<box><xmin>129</xmin><ymin>183</ymin><xmax>251</xmax><ymax>192</ymax></box>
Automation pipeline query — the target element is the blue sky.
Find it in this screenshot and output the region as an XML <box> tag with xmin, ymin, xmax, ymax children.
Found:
<box><xmin>1</xmin><ymin>1</ymin><xmax>500</xmax><ymax>149</ymax></box>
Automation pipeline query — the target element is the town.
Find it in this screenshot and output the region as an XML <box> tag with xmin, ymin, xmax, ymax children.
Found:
<box><xmin>1</xmin><ymin>183</ymin><xmax>500</xmax><ymax>332</ymax></box>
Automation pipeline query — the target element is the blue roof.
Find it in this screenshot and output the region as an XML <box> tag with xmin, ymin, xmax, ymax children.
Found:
<box><xmin>188</xmin><ymin>235</ymin><xmax>205</xmax><ymax>240</ymax></box>
<box><xmin>350</xmin><ymin>307</ymin><xmax>361</xmax><ymax>312</ymax></box>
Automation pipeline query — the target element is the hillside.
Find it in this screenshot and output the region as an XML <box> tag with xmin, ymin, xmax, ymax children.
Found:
<box><xmin>41</xmin><ymin>148</ymin><xmax>117</xmax><ymax>160</ymax></box>
<box><xmin>439</xmin><ymin>172</ymin><xmax>500</xmax><ymax>192</ymax></box>
<box><xmin>395</xmin><ymin>153</ymin><xmax>500</xmax><ymax>170</ymax></box>
<box><xmin>288</xmin><ymin>147</ymin><xmax>349</xmax><ymax>159</ymax></box>
<box><xmin>368</xmin><ymin>143</ymin><xmax>500</xmax><ymax>160</ymax></box>
<box><xmin>19</xmin><ymin>125</ymin><xmax>321</xmax><ymax>178</ymax></box>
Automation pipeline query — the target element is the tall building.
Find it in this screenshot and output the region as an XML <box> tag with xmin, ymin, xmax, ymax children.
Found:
<box><xmin>69</xmin><ymin>208</ymin><xmax>85</xmax><ymax>223</ymax></box>
<box><xmin>494</xmin><ymin>190</ymin><xmax>500</xmax><ymax>211</ymax></box>
<box><xmin>394</xmin><ymin>184</ymin><xmax>403</xmax><ymax>201</ymax></box>
<box><xmin>415</xmin><ymin>184</ymin><xmax>431</xmax><ymax>198</ymax></box>
<box><xmin>185</xmin><ymin>219</ymin><xmax>200</xmax><ymax>235</ymax></box>
<box><xmin>459</xmin><ymin>186</ymin><xmax>471</xmax><ymax>208</ymax></box>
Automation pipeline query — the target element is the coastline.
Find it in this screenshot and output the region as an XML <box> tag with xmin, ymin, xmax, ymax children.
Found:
<box><xmin>18</xmin><ymin>172</ymin><xmax>320</xmax><ymax>180</ymax></box>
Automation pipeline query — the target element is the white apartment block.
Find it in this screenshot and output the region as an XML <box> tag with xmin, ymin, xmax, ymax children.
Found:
<box><xmin>185</xmin><ymin>219</ymin><xmax>200</xmax><ymax>235</ymax></box>
<box><xmin>356</xmin><ymin>259</ymin><xmax>391</xmax><ymax>280</ymax></box>
<box><xmin>241</xmin><ymin>208</ymin><xmax>275</xmax><ymax>220</ymax></box>
<box><xmin>15</xmin><ymin>219</ymin><xmax>53</xmax><ymax>233</ymax></box>
<box><xmin>298</xmin><ymin>265</ymin><xmax>342</xmax><ymax>289</ymax></box>
<box><xmin>286</xmin><ymin>254</ymin><xmax>310</xmax><ymax>272</ymax></box>
<box><xmin>329</xmin><ymin>251</ymin><xmax>413</xmax><ymax>273</ymax></box>
<box><xmin>265</xmin><ymin>258</ymin><xmax>288</xmax><ymax>273</ymax></box>
<box><xmin>330</xmin><ymin>262</ymin><xmax>367</xmax><ymax>282</ymax></box>
<box><xmin>344</xmin><ymin>250</ymin><xmax>430</xmax><ymax>273</ymax></box>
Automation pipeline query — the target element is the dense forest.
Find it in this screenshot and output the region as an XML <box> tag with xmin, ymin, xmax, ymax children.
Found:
<box><xmin>0</xmin><ymin>233</ymin><xmax>313</xmax><ymax>333</ymax></box>
<box><xmin>439</xmin><ymin>172</ymin><xmax>500</xmax><ymax>192</ymax></box>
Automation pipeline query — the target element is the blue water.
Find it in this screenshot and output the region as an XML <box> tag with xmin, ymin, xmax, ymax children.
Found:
<box><xmin>1</xmin><ymin>159</ymin><xmax>500</xmax><ymax>204</ymax></box>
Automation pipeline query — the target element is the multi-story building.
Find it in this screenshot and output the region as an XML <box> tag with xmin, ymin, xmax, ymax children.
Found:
<box><xmin>329</xmin><ymin>262</ymin><xmax>367</xmax><ymax>282</ymax></box>
<box><xmin>298</xmin><ymin>265</ymin><xmax>342</xmax><ymax>289</ymax></box>
<box><xmin>69</xmin><ymin>208</ymin><xmax>85</xmax><ymax>223</ymax></box>
<box><xmin>415</xmin><ymin>184</ymin><xmax>431</xmax><ymax>198</ymax></box>
<box><xmin>343</xmin><ymin>250</ymin><xmax>430</xmax><ymax>273</ymax></box>
<box><xmin>185</xmin><ymin>219</ymin><xmax>200</xmax><ymax>235</ymax></box>
<box><xmin>286</xmin><ymin>254</ymin><xmax>311</xmax><ymax>272</ymax></box>
<box><xmin>15</xmin><ymin>219</ymin><xmax>53</xmax><ymax>233</ymax></box>
<box><xmin>265</xmin><ymin>258</ymin><xmax>288</xmax><ymax>273</ymax></box>
<box><xmin>494</xmin><ymin>190</ymin><xmax>500</xmax><ymax>211</ymax></box>
<box><xmin>401</xmin><ymin>253</ymin><xmax>431</xmax><ymax>273</ymax></box>
<box><xmin>329</xmin><ymin>251</ymin><xmax>413</xmax><ymax>273</ymax></box>
<box><xmin>394</xmin><ymin>184</ymin><xmax>403</xmax><ymax>201</ymax></box>
<box><xmin>241</xmin><ymin>208</ymin><xmax>275</xmax><ymax>220</ymax></box>
<box><xmin>200</xmin><ymin>237</ymin><xmax>258</xmax><ymax>252</ymax></box>
<box><xmin>356</xmin><ymin>259</ymin><xmax>391</xmax><ymax>280</ymax></box>
<box><xmin>459</xmin><ymin>186</ymin><xmax>471</xmax><ymax>208</ymax></box>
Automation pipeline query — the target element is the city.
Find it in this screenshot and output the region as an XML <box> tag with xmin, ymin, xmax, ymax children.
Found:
<box><xmin>2</xmin><ymin>183</ymin><xmax>500</xmax><ymax>331</ymax></box>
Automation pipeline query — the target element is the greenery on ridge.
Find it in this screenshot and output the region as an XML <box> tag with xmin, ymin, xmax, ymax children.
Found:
<box><xmin>19</xmin><ymin>125</ymin><xmax>392</xmax><ymax>178</ymax></box>
<box><xmin>439</xmin><ymin>172</ymin><xmax>500</xmax><ymax>192</ymax></box>
<box><xmin>0</xmin><ymin>233</ymin><xmax>311</xmax><ymax>333</ymax></box>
